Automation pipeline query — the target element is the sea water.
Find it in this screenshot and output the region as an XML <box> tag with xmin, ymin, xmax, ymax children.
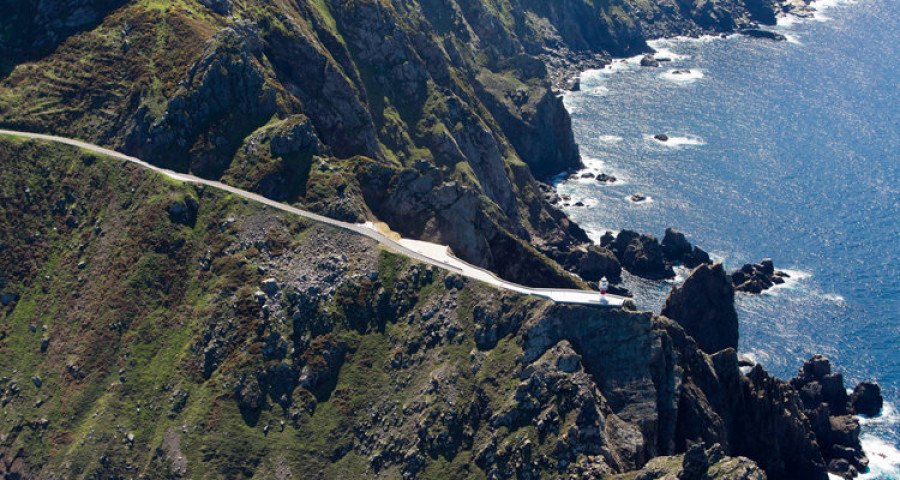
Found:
<box><xmin>560</xmin><ymin>0</ymin><xmax>900</xmax><ymax>476</ymax></box>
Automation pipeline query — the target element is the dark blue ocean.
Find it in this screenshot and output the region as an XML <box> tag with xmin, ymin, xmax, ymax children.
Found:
<box><xmin>559</xmin><ymin>0</ymin><xmax>900</xmax><ymax>475</ymax></box>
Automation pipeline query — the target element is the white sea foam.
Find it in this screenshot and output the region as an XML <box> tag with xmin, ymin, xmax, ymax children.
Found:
<box><xmin>652</xmin><ymin>134</ymin><xmax>707</xmax><ymax>148</ymax></box>
<box><xmin>585</xmin><ymin>85</ymin><xmax>611</xmax><ymax>97</ymax></box>
<box><xmin>858</xmin><ymin>434</ymin><xmax>900</xmax><ymax>480</ymax></box>
<box><xmin>598</xmin><ymin>135</ymin><xmax>624</xmax><ymax>144</ymax></box>
<box><xmin>743</xmin><ymin>350</ymin><xmax>771</xmax><ymax>365</ymax></box>
<box><xmin>646</xmin><ymin>40</ymin><xmax>692</xmax><ymax>61</ymax></box>
<box><xmin>661</xmin><ymin>68</ymin><xmax>705</xmax><ymax>83</ymax></box>
<box><xmin>578</xmin><ymin>156</ymin><xmax>629</xmax><ymax>185</ymax></box>
<box><xmin>859</xmin><ymin>402</ymin><xmax>900</xmax><ymax>427</ymax></box>
<box><xmin>585</xmin><ymin>227</ymin><xmax>620</xmax><ymax>243</ymax></box>
<box><xmin>763</xmin><ymin>268</ymin><xmax>812</xmax><ymax>296</ymax></box>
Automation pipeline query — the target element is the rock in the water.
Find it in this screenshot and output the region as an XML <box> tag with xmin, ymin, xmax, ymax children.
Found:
<box><xmin>731</xmin><ymin>258</ymin><xmax>787</xmax><ymax>293</ymax></box>
<box><xmin>849</xmin><ymin>381</ymin><xmax>883</xmax><ymax>416</ymax></box>
<box><xmin>661</xmin><ymin>262</ymin><xmax>738</xmax><ymax>354</ymax></box>
<box><xmin>661</xmin><ymin>228</ymin><xmax>711</xmax><ymax>268</ymax></box>
<box><xmin>640</xmin><ymin>54</ymin><xmax>660</xmax><ymax>67</ymax></box>
<box><xmin>630</xmin><ymin>193</ymin><xmax>647</xmax><ymax>202</ymax></box>
<box><xmin>609</xmin><ymin>230</ymin><xmax>674</xmax><ymax>279</ymax></box>
<box><xmin>740</xmin><ymin>28</ymin><xmax>787</xmax><ymax>41</ymax></box>
<box><xmin>596</xmin><ymin>173</ymin><xmax>617</xmax><ymax>183</ymax></box>
<box><xmin>789</xmin><ymin>355</ymin><xmax>871</xmax><ymax>476</ymax></box>
<box><xmin>654</xmin><ymin>133</ymin><xmax>669</xmax><ymax>142</ymax></box>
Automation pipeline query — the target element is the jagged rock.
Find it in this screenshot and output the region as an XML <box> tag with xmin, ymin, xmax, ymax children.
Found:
<box><xmin>849</xmin><ymin>381</ymin><xmax>883</xmax><ymax>416</ymax></box>
<box><xmin>679</xmin><ymin>444</ymin><xmax>709</xmax><ymax>480</ymax></box>
<box><xmin>789</xmin><ymin>355</ymin><xmax>870</xmax><ymax>476</ymax></box>
<box><xmin>662</xmin><ymin>228</ymin><xmax>711</xmax><ymax>268</ymax></box>
<box><xmin>662</xmin><ymin>263</ymin><xmax>737</xmax><ymax>354</ymax></box>
<box><xmin>609</xmin><ymin>230</ymin><xmax>674</xmax><ymax>279</ymax></box>
<box><xmin>731</xmin><ymin>259</ymin><xmax>789</xmax><ymax>293</ymax></box>
<box><xmin>560</xmin><ymin>245</ymin><xmax>622</xmax><ymax>282</ymax></box>
<box><xmin>596</xmin><ymin>173</ymin><xmax>618</xmax><ymax>183</ymax></box>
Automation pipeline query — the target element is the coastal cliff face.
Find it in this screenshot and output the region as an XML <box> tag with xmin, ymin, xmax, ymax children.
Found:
<box><xmin>0</xmin><ymin>139</ymin><xmax>859</xmax><ymax>480</ymax></box>
<box><xmin>0</xmin><ymin>0</ymin><xmax>848</xmax><ymax>478</ymax></box>
<box><xmin>0</xmin><ymin>0</ymin><xmax>801</xmax><ymax>290</ymax></box>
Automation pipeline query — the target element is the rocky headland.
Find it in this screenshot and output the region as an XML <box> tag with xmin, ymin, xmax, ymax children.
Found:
<box><xmin>0</xmin><ymin>0</ymin><xmax>883</xmax><ymax>479</ymax></box>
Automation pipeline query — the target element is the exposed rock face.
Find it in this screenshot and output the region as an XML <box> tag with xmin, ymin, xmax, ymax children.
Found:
<box><xmin>731</xmin><ymin>259</ymin><xmax>789</xmax><ymax>293</ymax></box>
<box><xmin>605</xmin><ymin>230</ymin><xmax>675</xmax><ymax>279</ymax></box>
<box><xmin>662</xmin><ymin>228</ymin><xmax>712</xmax><ymax>268</ymax></box>
<box><xmin>0</xmin><ymin>0</ymin><xmax>126</xmax><ymax>67</ymax></box>
<box><xmin>789</xmin><ymin>355</ymin><xmax>882</xmax><ymax>478</ymax></box>
<box><xmin>661</xmin><ymin>262</ymin><xmax>738</xmax><ymax>354</ymax></box>
<box><xmin>849</xmin><ymin>381</ymin><xmax>883</xmax><ymax>416</ymax></box>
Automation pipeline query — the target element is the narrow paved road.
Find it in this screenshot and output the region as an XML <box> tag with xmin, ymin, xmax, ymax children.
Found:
<box><xmin>0</xmin><ymin>129</ymin><xmax>627</xmax><ymax>307</ymax></box>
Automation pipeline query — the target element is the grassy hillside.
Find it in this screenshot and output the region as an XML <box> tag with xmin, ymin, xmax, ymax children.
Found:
<box><xmin>0</xmin><ymin>136</ymin><xmax>552</xmax><ymax>478</ymax></box>
<box><xmin>0</xmin><ymin>137</ymin><xmax>778</xmax><ymax>479</ymax></box>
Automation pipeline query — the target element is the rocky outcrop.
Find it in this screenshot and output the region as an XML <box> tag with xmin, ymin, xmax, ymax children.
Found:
<box><xmin>661</xmin><ymin>263</ymin><xmax>738</xmax><ymax>354</ymax></box>
<box><xmin>662</xmin><ymin>228</ymin><xmax>712</xmax><ymax>268</ymax></box>
<box><xmin>731</xmin><ymin>259</ymin><xmax>789</xmax><ymax>293</ymax></box>
<box><xmin>603</xmin><ymin>230</ymin><xmax>673</xmax><ymax>279</ymax></box>
<box><xmin>849</xmin><ymin>381</ymin><xmax>883</xmax><ymax>417</ymax></box>
<box><xmin>599</xmin><ymin>229</ymin><xmax>712</xmax><ymax>280</ymax></box>
<box><xmin>789</xmin><ymin>355</ymin><xmax>883</xmax><ymax>478</ymax></box>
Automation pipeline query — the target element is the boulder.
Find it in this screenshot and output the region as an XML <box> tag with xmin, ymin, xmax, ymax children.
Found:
<box><xmin>654</xmin><ymin>133</ymin><xmax>669</xmax><ymax>142</ymax></box>
<box><xmin>849</xmin><ymin>381</ymin><xmax>883</xmax><ymax>416</ymax></box>
<box><xmin>630</xmin><ymin>193</ymin><xmax>647</xmax><ymax>202</ymax></box>
<box><xmin>640</xmin><ymin>54</ymin><xmax>660</xmax><ymax>67</ymax></box>
<box><xmin>261</xmin><ymin>278</ymin><xmax>280</xmax><ymax>296</ymax></box>
<box><xmin>596</xmin><ymin>173</ymin><xmax>617</xmax><ymax>183</ymax></box>
<box><xmin>0</xmin><ymin>293</ymin><xmax>19</xmax><ymax>306</ymax></box>
<box><xmin>661</xmin><ymin>262</ymin><xmax>738</xmax><ymax>354</ymax></box>
<box><xmin>679</xmin><ymin>444</ymin><xmax>709</xmax><ymax>480</ymax></box>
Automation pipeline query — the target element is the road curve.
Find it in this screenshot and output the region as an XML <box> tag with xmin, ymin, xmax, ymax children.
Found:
<box><xmin>0</xmin><ymin>129</ymin><xmax>627</xmax><ymax>308</ymax></box>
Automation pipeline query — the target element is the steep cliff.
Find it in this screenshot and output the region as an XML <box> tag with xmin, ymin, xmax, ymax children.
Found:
<box><xmin>0</xmin><ymin>0</ymin><xmax>801</xmax><ymax>290</ymax></box>
<box><xmin>0</xmin><ymin>138</ymin><xmax>852</xmax><ymax>479</ymax></box>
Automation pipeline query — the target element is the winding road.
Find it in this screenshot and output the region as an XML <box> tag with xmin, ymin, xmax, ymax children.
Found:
<box><xmin>0</xmin><ymin>129</ymin><xmax>627</xmax><ymax>307</ymax></box>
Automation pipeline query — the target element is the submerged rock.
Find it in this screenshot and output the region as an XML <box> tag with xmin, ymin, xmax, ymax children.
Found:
<box><xmin>740</xmin><ymin>29</ymin><xmax>787</xmax><ymax>41</ymax></box>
